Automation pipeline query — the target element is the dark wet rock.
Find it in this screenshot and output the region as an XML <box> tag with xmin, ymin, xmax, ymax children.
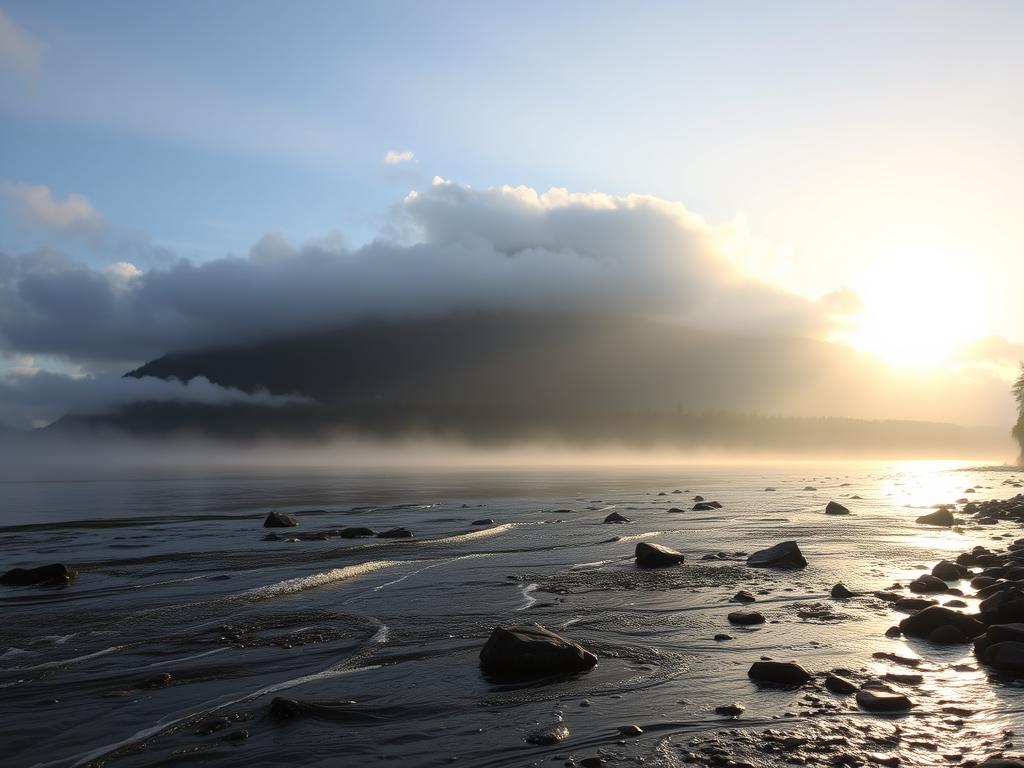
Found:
<box><xmin>748</xmin><ymin>660</ymin><xmax>811</xmax><ymax>686</ymax></box>
<box><xmin>667</xmin><ymin>507</ymin><xmax>684</xmax><ymax>513</ymax></box>
<box><xmin>872</xmin><ymin>651</ymin><xmax>920</xmax><ymax>667</ymax></box>
<box><xmin>715</xmin><ymin>703</ymin><xmax>745</xmax><ymax>717</ymax></box>
<box><xmin>855</xmin><ymin>686</ymin><xmax>913</xmax><ymax>712</ymax></box>
<box><xmin>471</xmin><ymin>518</ymin><xmax>494</xmax><ymax>526</ymax></box>
<box><xmin>376</xmin><ymin>527</ymin><xmax>414</xmax><ymax>538</ymax></box>
<box><xmin>944</xmin><ymin>599</ymin><xmax>969</xmax><ymax>608</ymax></box>
<box><xmin>693</xmin><ymin>495</ymin><xmax>705</xmax><ymax>502</ymax></box>
<box><xmin>479</xmin><ymin>623</ymin><xmax>597</xmax><ymax>680</ymax></box>
<box><xmin>714</xmin><ymin>633</ymin><xmax>734</xmax><ymax>641</ymax></box>
<box><xmin>977</xmin><ymin>758</ymin><xmax>1024</xmax><ymax>768</ymax></box>
<box><xmin>908</xmin><ymin>574</ymin><xmax>949</xmax><ymax>593</ymax></box>
<box><xmin>634</xmin><ymin>542</ymin><xmax>685</xmax><ymax>568</ymax></box>
<box><xmin>223</xmin><ymin>729</ymin><xmax>249</xmax><ymax>742</ymax></box>
<box><xmin>825</xmin><ymin>674</ymin><xmax>858</xmax><ymax>694</ymax></box>
<box><xmin>731</xmin><ymin>590</ymin><xmax>756</xmax><ymax>603</ymax></box>
<box><xmin>746</xmin><ymin>541</ymin><xmax>807</xmax><ymax>569</ymax></box>
<box><xmin>980</xmin><ymin>641</ymin><xmax>1024</xmax><ymax>672</ymax></box>
<box><xmin>339</xmin><ymin>527</ymin><xmax>376</xmax><ymax>538</ymax></box>
<box><xmin>693</xmin><ymin>502</ymin><xmax>716</xmax><ymax>511</ymax></box>
<box><xmin>932</xmin><ymin>560</ymin><xmax>968</xmax><ymax>580</ymax></box>
<box><xmin>884</xmin><ymin>671</ymin><xmax>923</xmax><ymax>684</ymax></box>
<box><xmin>263</xmin><ymin>511</ymin><xmax>298</xmax><ymax>528</ymax></box>
<box><xmin>604</xmin><ymin>512</ymin><xmax>631</xmax><ymax>523</ymax></box>
<box><xmin>0</xmin><ymin>563</ymin><xmax>77</xmax><ymax>586</ymax></box>
<box><xmin>885</xmin><ymin>626</ymin><xmax>902</xmax><ymax>638</ymax></box>
<box><xmin>980</xmin><ymin>588</ymin><xmax>1024</xmax><ymax>623</ymax></box>
<box><xmin>803</xmin><ymin>486</ymin><xmax>817</xmax><ymax>491</ymax></box>
<box><xmin>928</xmin><ymin>625</ymin><xmax>970</xmax><ymax>644</ymax></box>
<box><xmin>618</xmin><ymin>724</ymin><xmax>643</xmax><ymax>736</ymax></box>
<box><xmin>874</xmin><ymin>591</ymin><xmax>901</xmax><ymax>602</ymax></box>
<box><xmin>915</xmin><ymin>509</ymin><xmax>955</xmax><ymax>526</ymax></box>
<box><xmin>765</xmin><ymin>487</ymin><xmax>777</xmax><ymax>491</ymax></box>
<box><xmin>194</xmin><ymin>716</ymin><xmax>230</xmax><ymax>735</ymax></box>
<box><xmin>672</xmin><ymin>489</ymin><xmax>682</xmax><ymax>494</ymax></box>
<box><xmin>728</xmin><ymin>611</ymin><xmax>765</xmax><ymax>625</ymax></box>
<box><xmin>894</xmin><ymin>597</ymin><xmax>937</xmax><ymax>612</ymax></box>
<box><xmin>579</xmin><ymin>759</ymin><xmax>605</xmax><ymax>768</ymax></box>
<box><xmin>831</xmin><ymin>583</ymin><xmax>856</xmax><ymax>599</ymax></box>
<box><xmin>525</xmin><ymin>723</ymin><xmax>569</xmax><ymax>745</ymax></box>
<box><xmin>985</xmin><ymin>623</ymin><xmax>1024</xmax><ymax>644</ymax></box>
<box><xmin>899</xmin><ymin>605</ymin><xmax>985</xmax><ymax>639</ymax></box>
<box><xmin>825</xmin><ymin>501</ymin><xmax>851</xmax><ymax>515</ymax></box>
<box><xmin>140</xmin><ymin>672</ymin><xmax>173</xmax><ymax>689</ymax></box>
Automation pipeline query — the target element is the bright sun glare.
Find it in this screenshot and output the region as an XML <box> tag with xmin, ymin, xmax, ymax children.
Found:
<box><xmin>841</xmin><ymin>250</ymin><xmax>988</xmax><ymax>369</ymax></box>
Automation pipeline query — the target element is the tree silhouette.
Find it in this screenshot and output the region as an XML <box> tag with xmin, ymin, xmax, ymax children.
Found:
<box><xmin>1014</xmin><ymin>363</ymin><xmax>1024</xmax><ymax>463</ymax></box>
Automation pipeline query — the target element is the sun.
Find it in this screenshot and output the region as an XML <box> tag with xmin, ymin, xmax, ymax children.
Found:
<box><xmin>840</xmin><ymin>249</ymin><xmax>988</xmax><ymax>369</ymax></box>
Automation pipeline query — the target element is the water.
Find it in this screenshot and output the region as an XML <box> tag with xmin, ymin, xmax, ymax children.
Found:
<box><xmin>1</xmin><ymin>461</ymin><xmax>1023</xmax><ymax>767</ymax></box>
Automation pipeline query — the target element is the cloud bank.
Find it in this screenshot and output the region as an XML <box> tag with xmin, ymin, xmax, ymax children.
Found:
<box><xmin>4</xmin><ymin>182</ymin><xmax>108</xmax><ymax>238</ymax></box>
<box><xmin>0</xmin><ymin>370</ymin><xmax>307</xmax><ymax>429</ymax></box>
<box><xmin>0</xmin><ymin>179</ymin><xmax>853</xmax><ymax>365</ymax></box>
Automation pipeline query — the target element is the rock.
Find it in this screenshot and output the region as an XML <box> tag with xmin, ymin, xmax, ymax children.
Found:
<box><xmin>932</xmin><ymin>560</ymin><xmax>967</xmax><ymax>580</ymax></box>
<box><xmin>985</xmin><ymin>623</ymin><xmax>1024</xmax><ymax>644</ymax></box>
<box><xmin>339</xmin><ymin>527</ymin><xmax>376</xmax><ymax>538</ymax></box>
<box><xmin>376</xmin><ymin>528</ymin><xmax>414</xmax><ymax>538</ymax></box>
<box><xmin>916</xmin><ymin>509</ymin><xmax>955</xmax><ymax>527</ymax></box>
<box><xmin>479</xmin><ymin>623</ymin><xmax>597</xmax><ymax>680</ymax></box>
<box><xmin>884</xmin><ymin>672</ymin><xmax>923</xmax><ymax>685</ymax></box>
<box><xmin>824</xmin><ymin>674</ymin><xmax>858</xmax><ymax>694</ymax></box>
<box><xmin>898</xmin><ymin>605</ymin><xmax>985</xmax><ymax>639</ymax></box>
<box><xmin>728</xmin><ymin>610</ymin><xmax>765</xmax><ymax>625</ymax></box>
<box><xmin>731</xmin><ymin>590</ymin><xmax>756</xmax><ymax>603</ymax></box>
<box><xmin>693</xmin><ymin>502</ymin><xmax>716</xmax><ymax>511</ymax></box>
<box><xmin>928</xmin><ymin>625</ymin><xmax>969</xmax><ymax>644</ymax></box>
<box><xmin>908</xmin><ymin>574</ymin><xmax>949</xmax><ymax>593</ymax></box>
<box><xmin>667</xmin><ymin>507</ymin><xmax>684</xmax><ymax>513</ymax></box>
<box><xmin>525</xmin><ymin>724</ymin><xmax>569</xmax><ymax>745</ymax></box>
<box><xmin>715</xmin><ymin>703</ymin><xmax>745</xmax><ymax>717</ymax></box>
<box><xmin>604</xmin><ymin>512</ymin><xmax>631</xmax><ymax>523</ymax></box>
<box><xmin>471</xmin><ymin>518</ymin><xmax>494</xmax><ymax>526</ymax></box>
<box><xmin>983</xmin><ymin>641</ymin><xmax>1024</xmax><ymax>672</ymax></box>
<box><xmin>977</xmin><ymin>757</ymin><xmax>1024</xmax><ymax>768</ymax></box>
<box><xmin>747</xmin><ymin>660</ymin><xmax>811</xmax><ymax>686</ymax></box>
<box><xmin>140</xmin><ymin>672</ymin><xmax>173</xmax><ymax>689</ymax></box>
<box><xmin>746</xmin><ymin>541</ymin><xmax>807</xmax><ymax>569</ymax></box>
<box><xmin>263</xmin><ymin>511</ymin><xmax>298</xmax><ymax>528</ymax></box>
<box><xmin>580</xmin><ymin>759</ymin><xmax>605</xmax><ymax>768</ymax></box>
<box><xmin>635</xmin><ymin>542</ymin><xmax>685</xmax><ymax>568</ymax></box>
<box><xmin>831</xmin><ymin>583</ymin><xmax>856</xmax><ymax>598</ymax></box>
<box><xmin>618</xmin><ymin>724</ymin><xmax>643</xmax><ymax>736</ymax></box>
<box><xmin>944</xmin><ymin>599</ymin><xmax>968</xmax><ymax>608</ymax></box>
<box><xmin>825</xmin><ymin>501</ymin><xmax>851</xmax><ymax>515</ymax></box>
<box><xmin>0</xmin><ymin>563</ymin><xmax>77</xmax><ymax>586</ymax></box>
<box><xmin>885</xmin><ymin>626</ymin><xmax>902</xmax><ymax>638</ymax></box>
<box><xmin>714</xmin><ymin>634</ymin><xmax>734</xmax><ymax>641</ymax></box>
<box><xmin>895</xmin><ymin>597</ymin><xmax>937</xmax><ymax>612</ymax></box>
<box><xmin>855</xmin><ymin>687</ymin><xmax>913</xmax><ymax>712</ymax></box>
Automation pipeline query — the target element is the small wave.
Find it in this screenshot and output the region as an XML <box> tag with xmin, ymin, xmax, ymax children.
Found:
<box><xmin>515</xmin><ymin>583</ymin><xmax>538</xmax><ymax>611</ymax></box>
<box><xmin>238</xmin><ymin>561</ymin><xmax>402</xmax><ymax>602</ymax></box>
<box><xmin>4</xmin><ymin>644</ymin><xmax>125</xmax><ymax>672</ymax></box>
<box><xmin>423</xmin><ymin>522</ymin><xmax>517</xmax><ymax>545</ymax></box>
<box><xmin>570</xmin><ymin>560</ymin><xmax>613</xmax><ymax>570</ymax></box>
<box><xmin>609</xmin><ymin>531</ymin><xmax>666</xmax><ymax>544</ymax></box>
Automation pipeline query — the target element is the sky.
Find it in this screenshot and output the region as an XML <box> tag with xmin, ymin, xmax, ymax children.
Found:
<box><xmin>1</xmin><ymin>1</ymin><xmax>1022</xmax><ymax>430</ymax></box>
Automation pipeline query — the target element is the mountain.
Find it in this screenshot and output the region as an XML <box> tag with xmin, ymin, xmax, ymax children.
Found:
<box><xmin>53</xmin><ymin>310</ymin><xmax>999</xmax><ymax>454</ymax></box>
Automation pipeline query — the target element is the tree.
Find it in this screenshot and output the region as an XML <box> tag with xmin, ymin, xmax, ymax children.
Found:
<box><xmin>1014</xmin><ymin>363</ymin><xmax>1024</xmax><ymax>464</ymax></box>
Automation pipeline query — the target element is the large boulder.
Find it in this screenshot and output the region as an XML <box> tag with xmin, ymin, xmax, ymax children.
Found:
<box><xmin>747</xmin><ymin>660</ymin><xmax>810</xmax><ymax>686</ymax></box>
<box><xmin>898</xmin><ymin>605</ymin><xmax>985</xmax><ymax>639</ymax></box>
<box><xmin>825</xmin><ymin>501</ymin><xmax>851</xmax><ymax>515</ymax></box>
<box><xmin>982</xmin><ymin>641</ymin><xmax>1024</xmax><ymax>673</ymax></box>
<box><xmin>932</xmin><ymin>560</ymin><xmax>967</xmax><ymax>580</ymax></box>
<box><xmin>264</xmin><ymin>511</ymin><xmax>298</xmax><ymax>528</ymax></box>
<box><xmin>0</xmin><ymin>563</ymin><xmax>77</xmax><ymax>586</ymax></box>
<box><xmin>480</xmin><ymin>623</ymin><xmax>597</xmax><ymax>680</ymax></box>
<box><xmin>746</xmin><ymin>541</ymin><xmax>807</xmax><ymax>569</ymax></box>
<box><xmin>915</xmin><ymin>509</ymin><xmax>955</xmax><ymax>526</ymax></box>
<box><xmin>909</xmin><ymin>574</ymin><xmax>949</xmax><ymax>593</ymax></box>
<box><xmin>635</xmin><ymin>542</ymin><xmax>685</xmax><ymax>568</ymax></box>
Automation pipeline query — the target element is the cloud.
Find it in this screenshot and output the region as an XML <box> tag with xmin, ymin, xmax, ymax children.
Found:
<box><xmin>0</xmin><ymin>9</ymin><xmax>43</xmax><ymax>76</ymax></box>
<box><xmin>4</xmin><ymin>182</ymin><xmax>107</xmax><ymax>238</ymax></box>
<box><xmin>0</xmin><ymin>179</ymin><xmax>856</xmax><ymax>364</ymax></box>
<box><xmin>384</xmin><ymin>150</ymin><xmax>415</xmax><ymax>165</ymax></box>
<box><xmin>0</xmin><ymin>369</ymin><xmax>308</xmax><ymax>429</ymax></box>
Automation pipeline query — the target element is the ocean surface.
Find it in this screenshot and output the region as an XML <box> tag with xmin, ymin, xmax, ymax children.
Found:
<box><xmin>2</xmin><ymin>461</ymin><xmax>1024</xmax><ymax>767</ymax></box>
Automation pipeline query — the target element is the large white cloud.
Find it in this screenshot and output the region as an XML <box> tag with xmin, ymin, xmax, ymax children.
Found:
<box><xmin>0</xmin><ymin>179</ymin><xmax>853</xmax><ymax>365</ymax></box>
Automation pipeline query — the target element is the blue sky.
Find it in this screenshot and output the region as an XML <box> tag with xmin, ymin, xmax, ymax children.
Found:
<box><xmin>1</xmin><ymin>1</ymin><xmax>1024</xmax><ymax>428</ymax></box>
